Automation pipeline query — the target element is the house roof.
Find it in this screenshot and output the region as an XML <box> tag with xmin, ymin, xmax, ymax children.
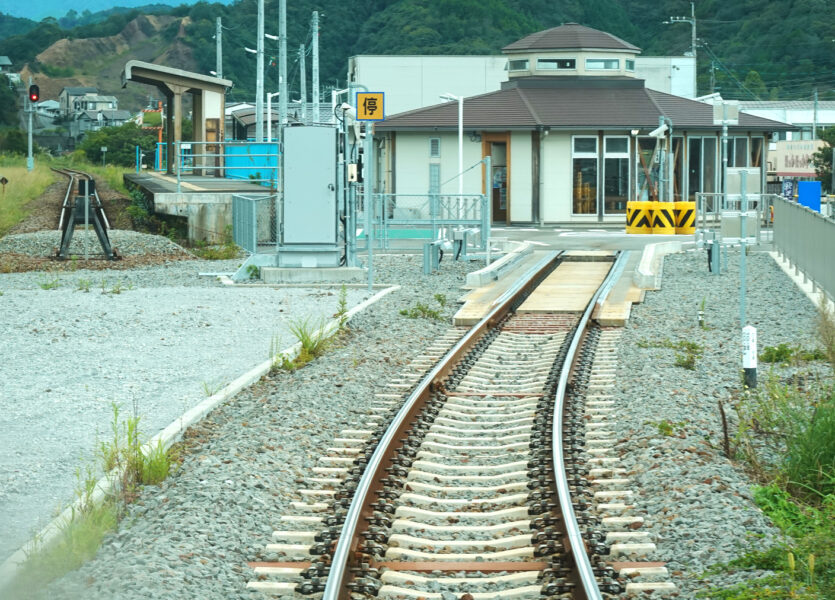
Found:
<box><xmin>503</xmin><ymin>23</ymin><xmax>640</xmax><ymax>53</ymax></box>
<box><xmin>0</xmin><ymin>56</ymin><xmax>12</xmax><ymax>66</ymax></box>
<box><xmin>374</xmin><ymin>77</ymin><xmax>792</xmax><ymax>133</ymax></box>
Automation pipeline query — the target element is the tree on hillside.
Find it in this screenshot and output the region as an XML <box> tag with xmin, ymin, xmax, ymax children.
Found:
<box><xmin>78</xmin><ymin>122</ymin><xmax>157</xmax><ymax>167</ymax></box>
<box><xmin>812</xmin><ymin>127</ymin><xmax>835</xmax><ymax>194</ymax></box>
<box><xmin>0</xmin><ymin>75</ymin><xmax>19</xmax><ymax>128</ymax></box>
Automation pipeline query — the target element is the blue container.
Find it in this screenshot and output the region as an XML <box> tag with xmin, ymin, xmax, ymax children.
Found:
<box><xmin>797</xmin><ymin>181</ymin><xmax>821</xmax><ymax>212</ymax></box>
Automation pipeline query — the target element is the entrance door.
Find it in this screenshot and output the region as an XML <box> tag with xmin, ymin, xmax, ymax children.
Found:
<box><xmin>482</xmin><ymin>133</ymin><xmax>510</xmax><ymax>223</ymax></box>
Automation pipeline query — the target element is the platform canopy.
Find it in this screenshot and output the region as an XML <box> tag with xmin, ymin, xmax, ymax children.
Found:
<box><xmin>122</xmin><ymin>60</ymin><xmax>233</xmax><ymax>175</ymax></box>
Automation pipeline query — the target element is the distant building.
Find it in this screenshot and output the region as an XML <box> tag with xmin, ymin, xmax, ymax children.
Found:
<box><xmin>35</xmin><ymin>99</ymin><xmax>61</xmax><ymax>120</ymax></box>
<box><xmin>58</xmin><ymin>86</ymin><xmax>98</xmax><ymax>116</ymax></box>
<box><xmin>0</xmin><ymin>55</ymin><xmax>11</xmax><ymax>74</ymax></box>
<box><xmin>72</xmin><ymin>94</ymin><xmax>118</xmax><ymax>113</ymax></box>
<box><xmin>72</xmin><ymin>109</ymin><xmax>132</xmax><ymax>137</ymax></box>
<box><xmin>737</xmin><ymin>100</ymin><xmax>835</xmax><ymax>141</ymax></box>
<box><xmin>374</xmin><ymin>23</ymin><xmax>789</xmax><ymax>225</ymax></box>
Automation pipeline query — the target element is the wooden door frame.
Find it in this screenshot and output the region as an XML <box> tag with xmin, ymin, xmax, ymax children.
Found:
<box><xmin>482</xmin><ymin>132</ymin><xmax>511</xmax><ymax>223</ymax></box>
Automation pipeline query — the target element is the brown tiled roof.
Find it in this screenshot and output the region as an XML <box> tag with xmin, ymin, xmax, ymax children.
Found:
<box><xmin>503</xmin><ymin>23</ymin><xmax>640</xmax><ymax>53</ymax></box>
<box><xmin>375</xmin><ymin>79</ymin><xmax>792</xmax><ymax>133</ymax></box>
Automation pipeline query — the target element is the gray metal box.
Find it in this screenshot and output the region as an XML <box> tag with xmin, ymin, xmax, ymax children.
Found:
<box><xmin>282</xmin><ymin>126</ymin><xmax>337</xmax><ymax>245</ymax></box>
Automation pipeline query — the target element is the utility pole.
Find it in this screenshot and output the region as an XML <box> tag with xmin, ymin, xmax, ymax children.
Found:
<box><xmin>813</xmin><ymin>88</ymin><xmax>818</xmax><ymax>139</ymax></box>
<box><xmin>664</xmin><ymin>1</ymin><xmax>697</xmax><ymax>96</ymax></box>
<box><xmin>278</xmin><ymin>0</ymin><xmax>287</xmax><ymax>134</ymax></box>
<box><xmin>311</xmin><ymin>11</ymin><xmax>320</xmax><ymax>123</ymax></box>
<box><xmin>215</xmin><ymin>17</ymin><xmax>222</xmax><ymax>79</ymax></box>
<box><xmin>710</xmin><ymin>61</ymin><xmax>716</xmax><ymax>94</ymax></box>
<box><xmin>256</xmin><ymin>0</ymin><xmax>264</xmax><ymax>142</ymax></box>
<box><xmin>299</xmin><ymin>44</ymin><xmax>307</xmax><ymax>124</ymax></box>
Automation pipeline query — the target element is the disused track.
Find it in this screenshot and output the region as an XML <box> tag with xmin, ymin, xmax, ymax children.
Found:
<box><xmin>50</xmin><ymin>167</ymin><xmax>119</xmax><ymax>260</ymax></box>
<box><xmin>248</xmin><ymin>252</ymin><xmax>675</xmax><ymax>598</ymax></box>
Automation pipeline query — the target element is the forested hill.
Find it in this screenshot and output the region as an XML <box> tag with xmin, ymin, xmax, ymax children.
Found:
<box><xmin>1</xmin><ymin>0</ymin><xmax>833</xmax><ymax>108</ymax></box>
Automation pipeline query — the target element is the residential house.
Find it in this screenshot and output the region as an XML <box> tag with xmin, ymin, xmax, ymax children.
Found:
<box><xmin>58</xmin><ymin>87</ymin><xmax>98</xmax><ymax>116</ymax></box>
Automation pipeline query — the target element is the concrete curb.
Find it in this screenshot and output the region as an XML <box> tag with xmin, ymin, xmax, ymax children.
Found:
<box><xmin>465</xmin><ymin>240</ymin><xmax>534</xmax><ymax>288</ymax></box>
<box><xmin>633</xmin><ymin>240</ymin><xmax>692</xmax><ymax>289</ymax></box>
<box><xmin>0</xmin><ymin>284</ymin><xmax>400</xmax><ymax>595</ymax></box>
<box><xmin>769</xmin><ymin>252</ymin><xmax>835</xmax><ymax>313</ymax></box>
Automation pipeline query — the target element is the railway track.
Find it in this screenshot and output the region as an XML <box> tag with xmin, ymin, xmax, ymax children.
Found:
<box><xmin>51</xmin><ymin>167</ymin><xmax>119</xmax><ymax>260</ymax></box>
<box><xmin>248</xmin><ymin>252</ymin><xmax>675</xmax><ymax>599</ymax></box>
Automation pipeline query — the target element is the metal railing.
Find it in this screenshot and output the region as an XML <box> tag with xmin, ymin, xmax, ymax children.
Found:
<box><xmin>695</xmin><ymin>192</ymin><xmax>777</xmax><ymax>247</ymax></box>
<box><xmin>172</xmin><ymin>141</ymin><xmax>280</xmax><ymax>191</ymax></box>
<box><xmin>232</xmin><ymin>193</ymin><xmax>278</xmax><ymax>254</ymax></box>
<box><xmin>358</xmin><ymin>193</ymin><xmax>490</xmax><ymax>251</ymax></box>
<box><xmin>773</xmin><ymin>195</ymin><xmax>835</xmax><ymax>303</ymax></box>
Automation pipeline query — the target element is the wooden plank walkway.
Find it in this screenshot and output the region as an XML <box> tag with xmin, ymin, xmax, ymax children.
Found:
<box><xmin>518</xmin><ymin>260</ymin><xmax>611</xmax><ymax>313</ymax></box>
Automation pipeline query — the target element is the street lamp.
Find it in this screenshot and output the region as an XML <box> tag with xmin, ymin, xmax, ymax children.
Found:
<box><xmin>439</xmin><ymin>93</ymin><xmax>463</xmax><ymax>196</ymax></box>
<box><xmin>663</xmin><ymin>1</ymin><xmax>697</xmax><ymax>96</ymax></box>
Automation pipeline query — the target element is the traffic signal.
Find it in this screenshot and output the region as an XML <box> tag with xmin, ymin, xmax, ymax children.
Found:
<box><xmin>28</xmin><ymin>84</ymin><xmax>39</xmax><ymax>103</ymax></box>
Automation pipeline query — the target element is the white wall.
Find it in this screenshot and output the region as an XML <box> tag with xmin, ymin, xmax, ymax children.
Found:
<box><xmin>541</xmin><ymin>133</ymin><xmax>573</xmax><ymax>222</ymax></box>
<box><xmin>392</xmin><ymin>132</ymin><xmax>483</xmax><ymax>195</ymax></box>
<box><xmin>509</xmin><ymin>131</ymin><xmax>532</xmax><ymax>222</ymax></box>
<box><xmin>349</xmin><ymin>56</ymin><xmax>508</xmax><ymax>116</ymax></box>
<box><xmin>635</xmin><ymin>56</ymin><xmax>696</xmax><ymax>98</ymax></box>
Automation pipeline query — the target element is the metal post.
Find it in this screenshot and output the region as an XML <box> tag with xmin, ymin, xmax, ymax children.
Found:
<box><xmin>740</xmin><ymin>170</ymin><xmax>747</xmax><ymax>327</ymax></box>
<box><xmin>299</xmin><ymin>44</ymin><xmax>307</xmax><ymax>124</ymax></box>
<box><xmin>311</xmin><ymin>11</ymin><xmax>320</xmax><ymax>123</ymax></box>
<box><xmin>84</xmin><ymin>184</ymin><xmax>90</xmax><ymax>261</ymax></box>
<box><xmin>278</xmin><ymin>0</ymin><xmax>287</xmax><ymax>134</ymax></box>
<box><xmin>483</xmin><ymin>155</ymin><xmax>491</xmax><ymax>260</ymax></box>
<box><xmin>365</xmin><ymin>130</ymin><xmax>374</xmax><ymax>292</ymax></box>
<box><xmin>255</xmin><ymin>0</ymin><xmax>264</xmax><ymax>142</ymax></box>
<box><xmin>26</xmin><ymin>77</ymin><xmax>34</xmax><ymax>172</ymax></box>
<box><xmin>216</xmin><ymin>17</ymin><xmax>223</xmax><ymax>79</ymax></box>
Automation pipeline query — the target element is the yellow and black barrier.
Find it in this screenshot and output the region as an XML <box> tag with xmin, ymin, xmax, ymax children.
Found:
<box><xmin>674</xmin><ymin>201</ymin><xmax>695</xmax><ymax>234</ymax></box>
<box><xmin>626</xmin><ymin>200</ymin><xmax>652</xmax><ymax>234</ymax></box>
<box><xmin>651</xmin><ymin>201</ymin><xmax>675</xmax><ymax>234</ymax></box>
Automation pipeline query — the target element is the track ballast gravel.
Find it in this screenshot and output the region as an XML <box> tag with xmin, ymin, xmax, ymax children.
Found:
<box><xmin>6</xmin><ymin>245</ymin><xmax>829</xmax><ymax>600</ymax></box>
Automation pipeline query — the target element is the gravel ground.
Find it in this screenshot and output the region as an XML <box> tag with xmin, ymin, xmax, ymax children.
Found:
<box><xmin>611</xmin><ymin>247</ymin><xmax>831</xmax><ymax>596</ymax></box>
<box><xmin>0</xmin><ymin>248</ymin><xmax>375</xmax><ymax>564</ymax></box>
<box><xmin>3</xmin><ymin>243</ymin><xmax>829</xmax><ymax>600</ymax></box>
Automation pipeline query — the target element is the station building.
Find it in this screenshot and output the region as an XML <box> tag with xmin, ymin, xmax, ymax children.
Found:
<box><xmin>373</xmin><ymin>23</ymin><xmax>790</xmax><ymax>225</ymax></box>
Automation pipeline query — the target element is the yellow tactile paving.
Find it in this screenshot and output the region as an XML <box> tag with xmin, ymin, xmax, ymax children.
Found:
<box><xmin>518</xmin><ymin>262</ymin><xmax>611</xmax><ymax>313</ymax></box>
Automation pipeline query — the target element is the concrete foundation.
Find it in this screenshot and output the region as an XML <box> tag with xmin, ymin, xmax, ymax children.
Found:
<box><xmin>261</xmin><ymin>267</ymin><xmax>366</xmax><ymax>284</ymax></box>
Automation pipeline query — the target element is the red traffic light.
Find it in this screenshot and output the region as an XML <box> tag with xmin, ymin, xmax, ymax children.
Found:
<box><xmin>28</xmin><ymin>84</ymin><xmax>39</xmax><ymax>103</ymax></box>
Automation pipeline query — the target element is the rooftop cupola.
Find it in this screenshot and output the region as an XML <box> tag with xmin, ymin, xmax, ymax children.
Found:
<box><xmin>501</xmin><ymin>23</ymin><xmax>641</xmax><ymax>79</ymax></box>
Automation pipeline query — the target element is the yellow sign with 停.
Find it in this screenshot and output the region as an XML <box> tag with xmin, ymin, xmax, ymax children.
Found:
<box><xmin>356</xmin><ymin>92</ymin><xmax>385</xmax><ymax>121</ymax></box>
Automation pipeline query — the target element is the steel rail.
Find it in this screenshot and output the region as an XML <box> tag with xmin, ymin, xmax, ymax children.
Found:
<box><xmin>551</xmin><ymin>250</ymin><xmax>628</xmax><ymax>600</ymax></box>
<box><xmin>322</xmin><ymin>250</ymin><xmax>561</xmax><ymax>600</ymax></box>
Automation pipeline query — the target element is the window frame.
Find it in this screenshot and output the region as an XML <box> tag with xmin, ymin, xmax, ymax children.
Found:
<box><xmin>507</xmin><ymin>59</ymin><xmax>530</xmax><ymax>72</ymax></box>
<box><xmin>536</xmin><ymin>58</ymin><xmax>576</xmax><ymax>70</ymax></box>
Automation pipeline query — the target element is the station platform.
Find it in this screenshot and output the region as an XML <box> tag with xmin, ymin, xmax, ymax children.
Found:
<box><xmin>124</xmin><ymin>171</ymin><xmax>271</xmax><ymax>242</ymax></box>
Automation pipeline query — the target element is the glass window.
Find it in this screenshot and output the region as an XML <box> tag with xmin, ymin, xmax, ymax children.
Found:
<box><xmin>574</xmin><ymin>137</ymin><xmax>597</xmax><ymax>154</ymax></box>
<box><xmin>429</xmin><ymin>164</ymin><xmax>440</xmax><ymax>195</ymax></box>
<box><xmin>586</xmin><ymin>58</ymin><xmax>619</xmax><ymax>70</ymax></box>
<box><xmin>638</xmin><ymin>138</ymin><xmax>660</xmax><ymax>202</ymax></box>
<box><xmin>604</xmin><ymin>136</ymin><xmax>629</xmax><ymax>214</ymax></box>
<box><xmin>734</xmin><ymin>137</ymin><xmax>748</xmax><ymax>167</ymax></box>
<box><xmin>672</xmin><ymin>137</ymin><xmax>683</xmax><ymax>202</ymax></box>
<box><xmin>605</xmin><ymin>137</ymin><xmax>628</xmax><ymax>154</ymax></box>
<box><xmin>625</xmin><ymin>59</ymin><xmax>635</xmax><ymax>71</ymax></box>
<box><xmin>572</xmin><ymin>136</ymin><xmax>597</xmax><ymax>214</ymax></box>
<box><xmin>751</xmin><ymin>138</ymin><xmax>763</xmax><ymax>168</ymax></box>
<box><xmin>429</xmin><ymin>137</ymin><xmax>440</xmax><ymax>158</ymax></box>
<box><xmin>507</xmin><ymin>59</ymin><xmax>529</xmax><ymax>71</ymax></box>
<box><xmin>537</xmin><ymin>58</ymin><xmax>575</xmax><ymax>70</ymax></box>
<box><xmin>703</xmin><ymin>138</ymin><xmax>716</xmax><ymax>194</ymax></box>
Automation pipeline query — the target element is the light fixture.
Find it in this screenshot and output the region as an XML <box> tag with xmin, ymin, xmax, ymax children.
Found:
<box><xmin>469</xmin><ymin>131</ymin><xmax>481</xmax><ymax>142</ymax></box>
<box><xmin>631</xmin><ymin>129</ymin><xmax>640</xmax><ymax>136</ymax></box>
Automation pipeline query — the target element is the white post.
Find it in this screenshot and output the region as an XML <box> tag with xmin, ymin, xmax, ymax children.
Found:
<box><xmin>215</xmin><ymin>17</ymin><xmax>223</xmax><ymax>79</ymax></box>
<box><xmin>742</xmin><ymin>325</ymin><xmax>757</xmax><ymax>388</ymax></box>
<box><xmin>255</xmin><ymin>0</ymin><xmax>264</xmax><ymax>142</ymax></box>
<box><xmin>299</xmin><ymin>44</ymin><xmax>306</xmax><ymax>124</ymax></box>
<box><xmin>26</xmin><ymin>77</ymin><xmax>34</xmax><ymax>172</ymax></box>
<box><xmin>457</xmin><ymin>96</ymin><xmax>463</xmax><ymax>197</ymax></box>
<box><xmin>311</xmin><ymin>11</ymin><xmax>320</xmax><ymax>123</ymax></box>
